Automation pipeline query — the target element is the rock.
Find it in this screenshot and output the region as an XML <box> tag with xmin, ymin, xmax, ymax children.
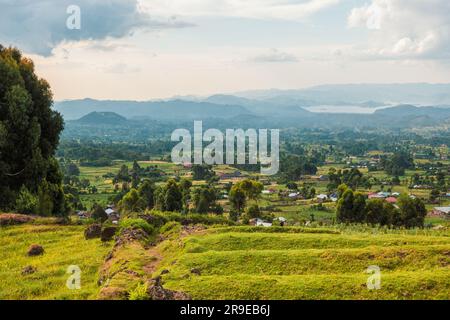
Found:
<box><xmin>160</xmin><ymin>269</ymin><xmax>170</xmax><ymax>275</ymax></box>
<box><xmin>27</xmin><ymin>244</ymin><xmax>44</xmax><ymax>256</ymax></box>
<box><xmin>146</xmin><ymin>278</ymin><xmax>191</xmax><ymax>300</ymax></box>
<box><xmin>116</xmin><ymin>228</ymin><xmax>148</xmax><ymax>245</ymax></box>
<box><xmin>84</xmin><ymin>224</ymin><xmax>102</xmax><ymax>239</ymax></box>
<box><xmin>101</xmin><ymin>227</ymin><xmax>118</xmax><ymax>242</ymax></box>
<box><xmin>22</xmin><ymin>265</ymin><xmax>37</xmax><ymax>275</ymax></box>
<box><xmin>190</xmin><ymin>268</ymin><xmax>201</xmax><ymax>275</ymax></box>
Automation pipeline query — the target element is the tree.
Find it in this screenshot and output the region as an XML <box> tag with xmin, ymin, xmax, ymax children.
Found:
<box><xmin>119</xmin><ymin>188</ymin><xmax>146</xmax><ymax>212</ymax></box>
<box><xmin>429</xmin><ymin>189</ymin><xmax>440</xmax><ymax>203</ymax></box>
<box><xmin>229</xmin><ymin>185</ymin><xmax>246</xmax><ymax>213</ymax></box>
<box><xmin>15</xmin><ymin>186</ymin><xmax>38</xmax><ymax>215</ymax></box>
<box><xmin>336</xmin><ymin>189</ymin><xmax>366</xmax><ymax>223</ymax></box>
<box><xmin>0</xmin><ymin>47</ymin><xmax>65</xmax><ymax>214</ymax></box>
<box><xmin>65</xmin><ymin>162</ymin><xmax>80</xmax><ymax>176</ymax></box>
<box><xmin>286</xmin><ymin>182</ymin><xmax>298</xmax><ymax>190</ymax></box>
<box><xmin>245</xmin><ymin>204</ymin><xmax>261</xmax><ymax>219</ymax></box>
<box><xmin>138</xmin><ymin>179</ymin><xmax>156</xmax><ymax>209</ymax></box>
<box><xmin>154</xmin><ymin>179</ymin><xmax>183</xmax><ymax>212</ymax></box>
<box><xmin>193</xmin><ymin>185</ymin><xmax>216</xmax><ymax>214</ymax></box>
<box><xmin>396</xmin><ymin>195</ymin><xmax>427</xmax><ymax>228</ymax></box>
<box><xmin>179</xmin><ymin>179</ymin><xmax>192</xmax><ymax>213</ymax></box>
<box><xmin>91</xmin><ymin>203</ymin><xmax>108</xmax><ymax>222</ymax></box>
<box><xmin>239</xmin><ymin>179</ymin><xmax>263</xmax><ymax>203</ymax></box>
<box><xmin>192</xmin><ymin>165</ymin><xmax>215</xmax><ymax>181</ymax></box>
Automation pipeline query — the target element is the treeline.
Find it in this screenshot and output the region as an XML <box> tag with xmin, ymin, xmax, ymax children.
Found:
<box><xmin>336</xmin><ymin>185</ymin><xmax>427</xmax><ymax>228</ymax></box>
<box><xmin>57</xmin><ymin>139</ymin><xmax>174</xmax><ymax>163</ymax></box>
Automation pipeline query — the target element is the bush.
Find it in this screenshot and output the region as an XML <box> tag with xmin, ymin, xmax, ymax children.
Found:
<box><xmin>160</xmin><ymin>221</ymin><xmax>182</xmax><ymax>238</ymax></box>
<box><xmin>141</xmin><ymin>211</ymin><xmax>234</xmax><ymax>227</ymax></box>
<box><xmin>128</xmin><ymin>283</ymin><xmax>149</xmax><ymax>300</ymax></box>
<box><xmin>15</xmin><ymin>187</ymin><xmax>38</xmax><ymax>215</ymax></box>
<box><xmin>119</xmin><ymin>218</ymin><xmax>155</xmax><ymax>235</ymax></box>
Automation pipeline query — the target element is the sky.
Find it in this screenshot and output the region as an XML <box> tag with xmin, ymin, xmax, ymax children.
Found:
<box><xmin>1</xmin><ymin>0</ymin><xmax>450</xmax><ymax>101</ymax></box>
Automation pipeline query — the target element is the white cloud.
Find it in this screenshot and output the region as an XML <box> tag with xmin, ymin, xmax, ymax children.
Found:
<box><xmin>348</xmin><ymin>0</ymin><xmax>450</xmax><ymax>59</ymax></box>
<box><xmin>141</xmin><ymin>0</ymin><xmax>341</xmax><ymax>21</ymax></box>
<box><xmin>0</xmin><ymin>0</ymin><xmax>192</xmax><ymax>56</ymax></box>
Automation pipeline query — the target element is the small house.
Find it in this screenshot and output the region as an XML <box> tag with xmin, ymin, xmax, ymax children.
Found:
<box><xmin>385</xmin><ymin>197</ymin><xmax>397</xmax><ymax>204</ymax></box>
<box><xmin>430</xmin><ymin>207</ymin><xmax>450</xmax><ymax>218</ymax></box>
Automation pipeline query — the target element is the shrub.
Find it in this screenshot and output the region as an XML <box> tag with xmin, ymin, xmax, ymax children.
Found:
<box><xmin>15</xmin><ymin>187</ymin><xmax>38</xmax><ymax>215</ymax></box>
<box><xmin>128</xmin><ymin>283</ymin><xmax>149</xmax><ymax>300</ymax></box>
<box><xmin>160</xmin><ymin>221</ymin><xmax>182</xmax><ymax>238</ymax></box>
<box><xmin>119</xmin><ymin>218</ymin><xmax>155</xmax><ymax>235</ymax></box>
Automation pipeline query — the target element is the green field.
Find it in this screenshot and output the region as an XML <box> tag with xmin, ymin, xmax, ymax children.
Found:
<box><xmin>0</xmin><ymin>224</ymin><xmax>112</xmax><ymax>300</ymax></box>
<box><xmin>157</xmin><ymin>227</ymin><xmax>450</xmax><ymax>300</ymax></box>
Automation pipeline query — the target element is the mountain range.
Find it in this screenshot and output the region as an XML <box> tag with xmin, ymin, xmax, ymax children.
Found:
<box><xmin>55</xmin><ymin>83</ymin><xmax>450</xmax><ymax>131</ymax></box>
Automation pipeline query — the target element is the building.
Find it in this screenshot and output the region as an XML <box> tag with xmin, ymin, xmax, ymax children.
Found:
<box><xmin>249</xmin><ymin>218</ymin><xmax>273</xmax><ymax>227</ymax></box>
<box><xmin>385</xmin><ymin>197</ymin><xmax>398</xmax><ymax>204</ymax></box>
<box><xmin>429</xmin><ymin>207</ymin><xmax>450</xmax><ymax>218</ymax></box>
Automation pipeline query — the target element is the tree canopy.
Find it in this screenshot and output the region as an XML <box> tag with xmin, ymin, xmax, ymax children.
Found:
<box><xmin>0</xmin><ymin>46</ymin><xmax>65</xmax><ymax>215</ymax></box>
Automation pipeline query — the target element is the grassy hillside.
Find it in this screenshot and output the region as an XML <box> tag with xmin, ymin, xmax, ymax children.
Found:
<box><xmin>0</xmin><ymin>224</ymin><xmax>112</xmax><ymax>300</ymax></box>
<box><xmin>157</xmin><ymin>227</ymin><xmax>450</xmax><ymax>300</ymax></box>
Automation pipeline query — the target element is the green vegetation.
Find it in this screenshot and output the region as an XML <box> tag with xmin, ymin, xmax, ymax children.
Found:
<box><xmin>0</xmin><ymin>47</ymin><xmax>65</xmax><ymax>216</ymax></box>
<box><xmin>157</xmin><ymin>227</ymin><xmax>450</xmax><ymax>300</ymax></box>
<box><xmin>0</xmin><ymin>224</ymin><xmax>112</xmax><ymax>300</ymax></box>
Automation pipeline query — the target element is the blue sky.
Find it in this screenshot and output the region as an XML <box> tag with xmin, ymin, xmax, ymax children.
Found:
<box><xmin>1</xmin><ymin>0</ymin><xmax>450</xmax><ymax>100</ymax></box>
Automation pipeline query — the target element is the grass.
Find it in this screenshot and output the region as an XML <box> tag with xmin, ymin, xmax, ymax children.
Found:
<box><xmin>156</xmin><ymin>227</ymin><xmax>450</xmax><ymax>300</ymax></box>
<box><xmin>0</xmin><ymin>224</ymin><xmax>112</xmax><ymax>300</ymax></box>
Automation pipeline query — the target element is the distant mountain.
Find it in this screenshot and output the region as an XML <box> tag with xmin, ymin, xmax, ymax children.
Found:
<box><xmin>374</xmin><ymin>105</ymin><xmax>450</xmax><ymax>119</ymax></box>
<box><xmin>203</xmin><ymin>94</ymin><xmax>312</xmax><ymax>116</ymax></box>
<box><xmin>234</xmin><ymin>83</ymin><xmax>450</xmax><ymax>106</ymax></box>
<box><xmin>54</xmin><ymin>98</ymin><xmax>251</xmax><ymax>120</ymax></box>
<box><xmin>76</xmin><ymin>111</ymin><xmax>127</xmax><ymax>125</ymax></box>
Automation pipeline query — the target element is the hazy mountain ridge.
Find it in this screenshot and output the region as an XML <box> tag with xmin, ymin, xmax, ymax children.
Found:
<box><xmin>55</xmin><ymin>98</ymin><xmax>251</xmax><ymax>121</ymax></box>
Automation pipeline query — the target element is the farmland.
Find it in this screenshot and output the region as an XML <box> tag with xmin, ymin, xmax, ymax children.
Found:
<box><xmin>1</xmin><ymin>221</ymin><xmax>449</xmax><ymax>300</ymax></box>
<box><xmin>0</xmin><ymin>224</ymin><xmax>112</xmax><ymax>300</ymax></box>
<box><xmin>158</xmin><ymin>227</ymin><xmax>450</xmax><ymax>300</ymax></box>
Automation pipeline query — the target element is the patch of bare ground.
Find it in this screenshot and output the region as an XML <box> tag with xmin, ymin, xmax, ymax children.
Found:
<box><xmin>97</xmin><ymin>226</ymin><xmax>205</xmax><ymax>300</ymax></box>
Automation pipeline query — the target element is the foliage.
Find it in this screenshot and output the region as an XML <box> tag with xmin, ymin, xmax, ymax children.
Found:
<box><xmin>0</xmin><ymin>47</ymin><xmax>64</xmax><ymax>215</ymax></box>
<box><xmin>119</xmin><ymin>218</ymin><xmax>155</xmax><ymax>236</ymax></box>
<box><xmin>91</xmin><ymin>203</ymin><xmax>108</xmax><ymax>222</ymax></box>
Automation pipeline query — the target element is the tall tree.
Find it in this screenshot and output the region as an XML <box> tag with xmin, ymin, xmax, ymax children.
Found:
<box><xmin>0</xmin><ymin>46</ymin><xmax>65</xmax><ymax>215</ymax></box>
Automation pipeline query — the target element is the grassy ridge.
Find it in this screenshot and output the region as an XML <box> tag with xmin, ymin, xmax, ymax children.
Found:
<box><xmin>158</xmin><ymin>227</ymin><xmax>450</xmax><ymax>300</ymax></box>
<box><xmin>170</xmin><ymin>246</ymin><xmax>450</xmax><ymax>275</ymax></box>
<box><xmin>183</xmin><ymin>232</ymin><xmax>450</xmax><ymax>253</ymax></box>
<box><xmin>163</xmin><ymin>272</ymin><xmax>450</xmax><ymax>300</ymax></box>
<box><xmin>0</xmin><ymin>225</ymin><xmax>112</xmax><ymax>300</ymax></box>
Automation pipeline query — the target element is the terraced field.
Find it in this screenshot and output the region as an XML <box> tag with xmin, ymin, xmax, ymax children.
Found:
<box><xmin>0</xmin><ymin>225</ymin><xmax>112</xmax><ymax>300</ymax></box>
<box><xmin>158</xmin><ymin>227</ymin><xmax>450</xmax><ymax>300</ymax></box>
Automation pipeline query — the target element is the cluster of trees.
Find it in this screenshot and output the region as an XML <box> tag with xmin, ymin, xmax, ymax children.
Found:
<box><xmin>381</xmin><ymin>151</ymin><xmax>414</xmax><ymax>176</ymax></box>
<box><xmin>229</xmin><ymin>179</ymin><xmax>264</xmax><ymax>218</ymax></box>
<box><xmin>0</xmin><ymin>46</ymin><xmax>66</xmax><ymax>216</ymax></box>
<box><xmin>286</xmin><ymin>182</ymin><xmax>316</xmax><ymax>199</ymax></box>
<box><xmin>327</xmin><ymin>167</ymin><xmax>375</xmax><ymax>191</ymax></box>
<box><xmin>336</xmin><ymin>185</ymin><xmax>427</xmax><ymax>228</ymax></box>
<box><xmin>192</xmin><ymin>164</ymin><xmax>216</xmax><ymax>181</ymax></box>
<box><xmin>117</xmin><ymin>177</ymin><xmax>224</xmax><ymax>215</ymax></box>
<box><xmin>278</xmin><ymin>154</ymin><xmax>318</xmax><ymax>182</ymax></box>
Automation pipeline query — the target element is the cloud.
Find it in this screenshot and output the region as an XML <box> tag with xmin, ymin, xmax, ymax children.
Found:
<box><xmin>0</xmin><ymin>0</ymin><xmax>192</xmax><ymax>56</ymax></box>
<box><xmin>249</xmin><ymin>49</ymin><xmax>299</xmax><ymax>63</ymax></box>
<box><xmin>142</xmin><ymin>0</ymin><xmax>341</xmax><ymax>21</ymax></box>
<box><xmin>348</xmin><ymin>0</ymin><xmax>450</xmax><ymax>60</ymax></box>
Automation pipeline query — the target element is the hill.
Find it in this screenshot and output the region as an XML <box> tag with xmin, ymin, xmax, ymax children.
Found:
<box><xmin>76</xmin><ymin>112</ymin><xmax>128</xmax><ymax>125</ymax></box>
<box><xmin>54</xmin><ymin>99</ymin><xmax>250</xmax><ymax>121</ymax></box>
<box><xmin>234</xmin><ymin>83</ymin><xmax>450</xmax><ymax>106</ymax></box>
